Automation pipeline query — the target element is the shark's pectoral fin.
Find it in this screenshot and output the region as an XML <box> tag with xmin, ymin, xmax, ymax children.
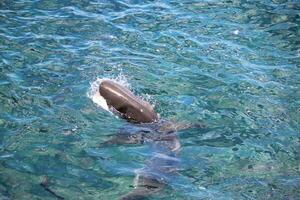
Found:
<box><xmin>100</xmin><ymin>133</ymin><xmax>145</xmax><ymax>147</ymax></box>
<box><xmin>119</xmin><ymin>176</ymin><xmax>165</xmax><ymax>200</ymax></box>
<box><xmin>158</xmin><ymin>121</ymin><xmax>206</xmax><ymax>133</ymax></box>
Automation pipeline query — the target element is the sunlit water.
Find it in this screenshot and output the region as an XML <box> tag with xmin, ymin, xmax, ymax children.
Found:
<box><xmin>0</xmin><ymin>1</ymin><xmax>299</xmax><ymax>199</ymax></box>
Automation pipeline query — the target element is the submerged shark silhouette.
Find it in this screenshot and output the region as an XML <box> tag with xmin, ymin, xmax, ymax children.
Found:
<box><xmin>99</xmin><ymin>80</ymin><xmax>203</xmax><ymax>200</ymax></box>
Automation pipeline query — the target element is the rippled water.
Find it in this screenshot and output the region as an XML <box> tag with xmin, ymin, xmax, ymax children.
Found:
<box><xmin>0</xmin><ymin>0</ymin><xmax>299</xmax><ymax>199</ymax></box>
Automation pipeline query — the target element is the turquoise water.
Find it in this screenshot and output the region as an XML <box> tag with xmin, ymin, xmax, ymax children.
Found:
<box><xmin>0</xmin><ymin>0</ymin><xmax>299</xmax><ymax>199</ymax></box>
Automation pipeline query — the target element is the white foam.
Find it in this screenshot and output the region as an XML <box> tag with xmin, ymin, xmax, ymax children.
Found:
<box><xmin>87</xmin><ymin>78</ymin><xmax>109</xmax><ymax>111</ymax></box>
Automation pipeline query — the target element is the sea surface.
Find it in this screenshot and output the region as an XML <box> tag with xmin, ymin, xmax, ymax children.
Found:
<box><xmin>0</xmin><ymin>0</ymin><xmax>299</xmax><ymax>199</ymax></box>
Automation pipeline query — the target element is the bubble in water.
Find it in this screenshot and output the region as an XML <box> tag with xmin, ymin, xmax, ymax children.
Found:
<box><xmin>233</xmin><ymin>30</ymin><xmax>239</xmax><ymax>35</ymax></box>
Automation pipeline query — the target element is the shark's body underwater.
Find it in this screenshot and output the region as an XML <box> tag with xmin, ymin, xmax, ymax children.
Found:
<box><xmin>99</xmin><ymin>80</ymin><xmax>200</xmax><ymax>200</ymax></box>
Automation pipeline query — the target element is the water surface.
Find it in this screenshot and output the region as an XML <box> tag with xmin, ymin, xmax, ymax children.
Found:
<box><xmin>0</xmin><ymin>0</ymin><xmax>299</xmax><ymax>199</ymax></box>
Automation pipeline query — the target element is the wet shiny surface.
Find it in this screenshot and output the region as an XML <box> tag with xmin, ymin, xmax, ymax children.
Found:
<box><xmin>0</xmin><ymin>0</ymin><xmax>299</xmax><ymax>199</ymax></box>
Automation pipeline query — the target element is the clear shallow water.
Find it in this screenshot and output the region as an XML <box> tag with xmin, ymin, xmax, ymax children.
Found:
<box><xmin>0</xmin><ymin>0</ymin><xmax>299</xmax><ymax>199</ymax></box>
